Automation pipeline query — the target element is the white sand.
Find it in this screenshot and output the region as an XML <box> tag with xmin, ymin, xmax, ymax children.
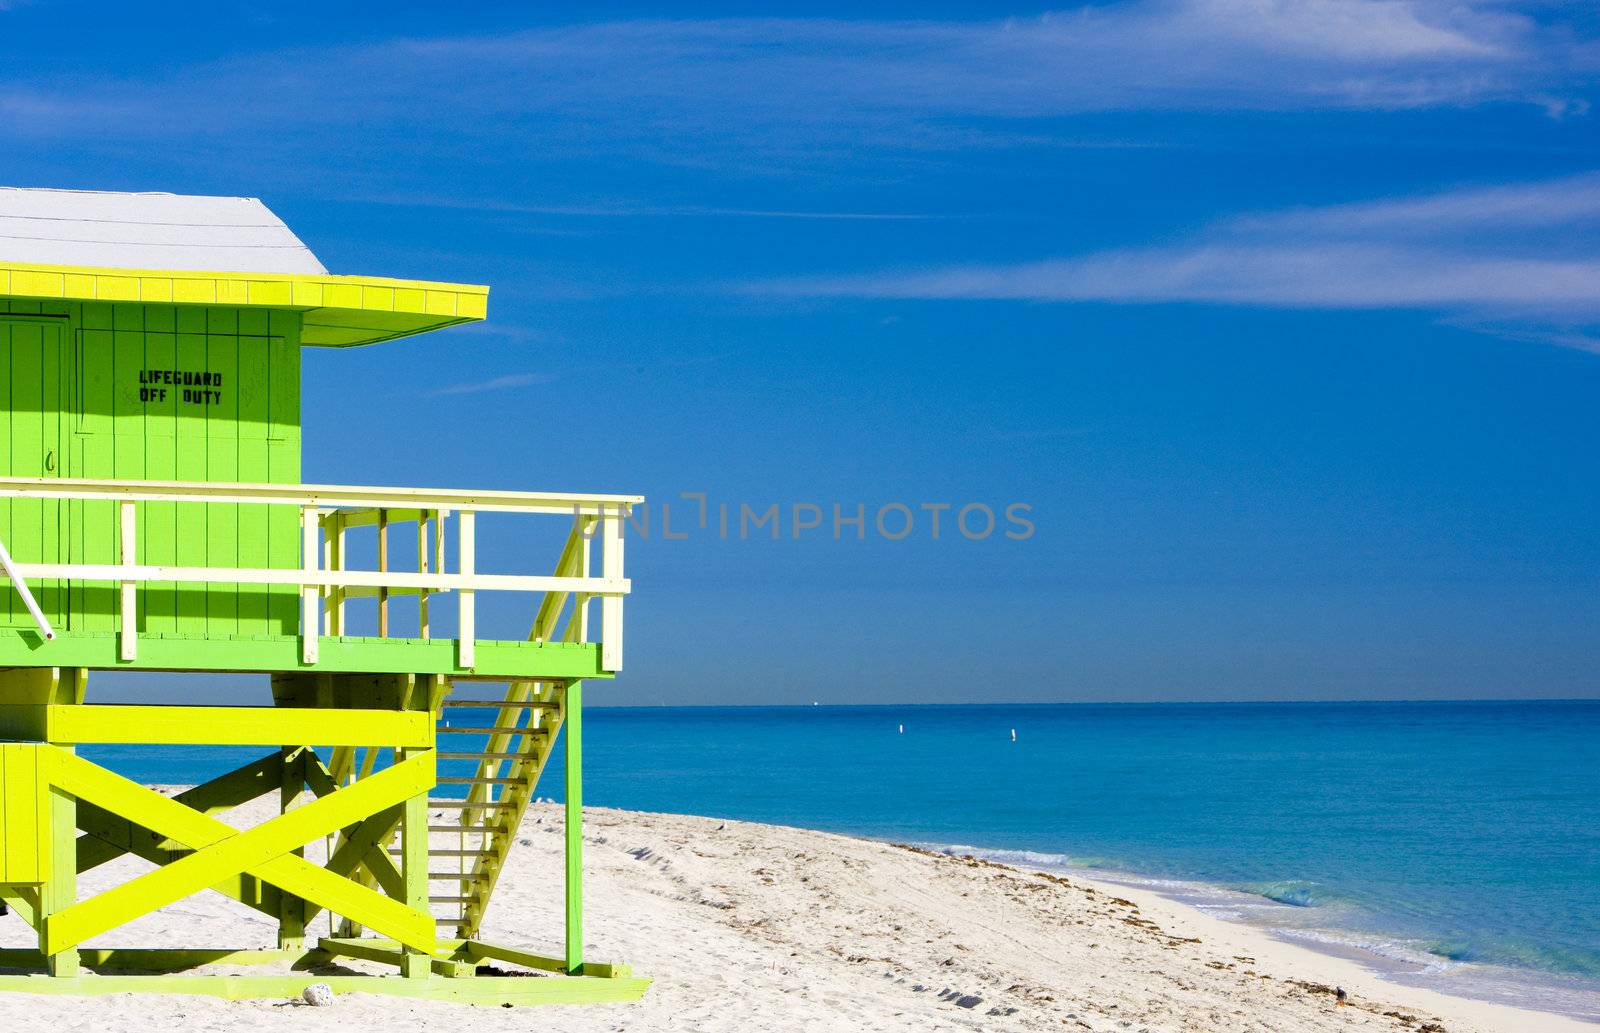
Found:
<box><xmin>0</xmin><ymin>800</ymin><xmax>1588</xmax><ymax>1032</ymax></box>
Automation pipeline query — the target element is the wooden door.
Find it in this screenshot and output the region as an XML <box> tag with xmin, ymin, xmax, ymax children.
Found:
<box><xmin>0</xmin><ymin>317</ymin><xmax>69</xmax><ymax>632</ymax></box>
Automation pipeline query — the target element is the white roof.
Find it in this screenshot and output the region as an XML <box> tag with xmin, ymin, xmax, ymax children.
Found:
<box><xmin>0</xmin><ymin>187</ymin><xmax>326</xmax><ymax>275</ymax></box>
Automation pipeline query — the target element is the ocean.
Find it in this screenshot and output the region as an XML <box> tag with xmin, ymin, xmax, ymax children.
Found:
<box><xmin>85</xmin><ymin>699</ymin><xmax>1600</xmax><ymax>1023</ymax></box>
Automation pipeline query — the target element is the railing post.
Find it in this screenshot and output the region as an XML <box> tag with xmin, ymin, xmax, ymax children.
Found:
<box><xmin>600</xmin><ymin>505</ymin><xmax>624</xmax><ymax>671</ymax></box>
<box><xmin>417</xmin><ymin>511</ymin><xmax>431</xmax><ymax>640</ymax></box>
<box><xmin>301</xmin><ymin>506</ymin><xmax>319</xmax><ymax>664</ymax></box>
<box><xmin>377</xmin><ymin>508</ymin><xmax>390</xmax><ymax>639</ymax></box>
<box><xmin>329</xmin><ymin>512</ymin><xmax>347</xmax><ymax>636</ymax></box>
<box><xmin>575</xmin><ymin>514</ymin><xmax>593</xmax><ymax>641</ymax></box>
<box><xmin>457</xmin><ymin>510</ymin><xmax>475</xmax><ymax>670</ymax></box>
<box><xmin>118</xmin><ymin>501</ymin><xmax>137</xmax><ymax>661</ymax></box>
<box><xmin>564</xmin><ymin>678</ymin><xmax>584</xmax><ymax>974</ymax></box>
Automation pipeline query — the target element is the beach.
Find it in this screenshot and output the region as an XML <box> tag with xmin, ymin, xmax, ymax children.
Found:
<box><xmin>0</xmin><ymin>799</ymin><xmax>1586</xmax><ymax>1032</ymax></box>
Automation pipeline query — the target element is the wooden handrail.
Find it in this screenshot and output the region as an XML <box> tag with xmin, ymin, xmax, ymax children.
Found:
<box><xmin>0</xmin><ymin>478</ymin><xmax>633</xmax><ymax>672</ymax></box>
<box><xmin>0</xmin><ymin>533</ymin><xmax>56</xmax><ymax>640</ymax></box>
<box><xmin>0</xmin><ymin>477</ymin><xmax>641</xmax><ymax>515</ymax></box>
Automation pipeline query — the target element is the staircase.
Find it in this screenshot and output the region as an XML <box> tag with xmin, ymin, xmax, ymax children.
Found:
<box><xmin>359</xmin><ymin>514</ymin><xmax>594</xmax><ymax>943</ymax></box>
<box><xmin>423</xmin><ymin>680</ymin><xmax>568</xmax><ymax>939</ymax></box>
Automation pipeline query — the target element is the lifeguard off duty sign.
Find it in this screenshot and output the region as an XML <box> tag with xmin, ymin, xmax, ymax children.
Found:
<box><xmin>136</xmin><ymin>368</ymin><xmax>224</xmax><ymax>406</ymax></box>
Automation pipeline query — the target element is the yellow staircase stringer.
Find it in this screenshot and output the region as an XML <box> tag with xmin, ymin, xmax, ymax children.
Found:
<box><xmin>455</xmin><ymin>679</ymin><xmax>566</xmax><ymax>940</ymax></box>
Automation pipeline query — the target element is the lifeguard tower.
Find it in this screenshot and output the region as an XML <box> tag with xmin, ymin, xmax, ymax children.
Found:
<box><xmin>0</xmin><ymin>187</ymin><xmax>643</xmax><ymax>1004</ymax></box>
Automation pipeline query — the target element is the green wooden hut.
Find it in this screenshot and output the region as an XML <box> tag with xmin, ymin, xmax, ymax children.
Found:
<box><xmin>0</xmin><ymin>187</ymin><xmax>643</xmax><ymax>1004</ymax></box>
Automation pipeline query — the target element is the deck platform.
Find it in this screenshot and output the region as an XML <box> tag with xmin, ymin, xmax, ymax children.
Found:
<box><xmin>0</xmin><ymin>189</ymin><xmax>644</xmax><ymax>1005</ymax></box>
<box><xmin>0</xmin><ymin>630</ymin><xmax>607</xmax><ymax>680</ymax></box>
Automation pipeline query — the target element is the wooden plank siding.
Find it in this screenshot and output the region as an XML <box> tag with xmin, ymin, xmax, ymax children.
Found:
<box><xmin>0</xmin><ymin>313</ymin><xmax>69</xmax><ymax>630</ymax></box>
<box><xmin>0</xmin><ymin>301</ymin><xmax>301</xmax><ymax>638</ymax></box>
<box><xmin>0</xmin><ymin>743</ymin><xmax>49</xmax><ymax>885</ymax></box>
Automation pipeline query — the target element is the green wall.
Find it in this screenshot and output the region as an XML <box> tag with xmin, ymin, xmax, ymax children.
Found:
<box><xmin>0</xmin><ymin>301</ymin><xmax>302</xmax><ymax>637</ymax></box>
<box><xmin>0</xmin><ymin>312</ymin><xmax>68</xmax><ymax>631</ymax></box>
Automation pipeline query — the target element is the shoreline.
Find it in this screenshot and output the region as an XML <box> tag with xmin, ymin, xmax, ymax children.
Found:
<box><xmin>960</xmin><ymin>847</ymin><xmax>1600</xmax><ymax>1029</ymax></box>
<box><xmin>926</xmin><ymin>842</ymin><xmax>1594</xmax><ymax>1033</ymax></box>
<box><xmin>902</xmin><ymin>844</ymin><xmax>1600</xmax><ymax>1033</ymax></box>
<box><xmin>0</xmin><ymin>799</ymin><xmax>1590</xmax><ymax>1032</ymax></box>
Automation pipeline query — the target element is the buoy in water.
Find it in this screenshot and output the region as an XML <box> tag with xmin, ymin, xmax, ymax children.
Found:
<box><xmin>1011</xmin><ymin>728</ymin><xmax>1017</xmax><ymax>742</ymax></box>
<box><xmin>898</xmin><ymin>723</ymin><xmax>904</xmax><ymax>734</ymax></box>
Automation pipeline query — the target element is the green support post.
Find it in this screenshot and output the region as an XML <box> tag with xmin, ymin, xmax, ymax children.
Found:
<box><xmin>277</xmin><ymin>746</ymin><xmax>307</xmax><ymax>950</ymax></box>
<box><xmin>30</xmin><ymin>670</ymin><xmax>83</xmax><ymax>977</ymax></box>
<box><xmin>45</xmin><ymin>769</ymin><xmax>79</xmax><ymax>977</ymax></box>
<box><xmin>400</xmin><ymin>748</ymin><xmax>430</xmax><ymax>979</ymax></box>
<box><xmin>564</xmin><ymin>680</ymin><xmax>583</xmax><ymax>975</ymax></box>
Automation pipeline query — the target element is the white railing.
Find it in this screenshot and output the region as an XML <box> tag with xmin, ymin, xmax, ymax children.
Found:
<box><xmin>0</xmin><ymin>478</ymin><xmax>636</xmax><ymax>671</ymax></box>
<box><xmin>0</xmin><ymin>533</ymin><xmax>55</xmax><ymax>640</ymax></box>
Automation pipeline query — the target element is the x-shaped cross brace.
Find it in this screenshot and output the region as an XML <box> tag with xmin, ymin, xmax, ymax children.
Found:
<box><xmin>45</xmin><ymin>747</ymin><xmax>436</xmax><ymax>956</ymax></box>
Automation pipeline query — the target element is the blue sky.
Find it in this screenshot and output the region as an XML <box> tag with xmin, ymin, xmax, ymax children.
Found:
<box><xmin>7</xmin><ymin>1</ymin><xmax>1600</xmax><ymax>703</ymax></box>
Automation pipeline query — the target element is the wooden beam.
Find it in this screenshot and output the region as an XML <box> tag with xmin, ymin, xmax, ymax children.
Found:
<box><xmin>301</xmin><ymin>506</ymin><xmax>319</xmax><ymax>665</ymax></box>
<box><xmin>0</xmin><ymin>970</ymin><xmax>652</xmax><ymax>1004</ymax></box>
<box><xmin>46</xmin><ymin>748</ymin><xmax>438</xmax><ymax>955</ymax></box>
<box><xmin>45</xmin><ymin>705</ymin><xmax>432</xmax><ymax>747</ymax></box>
<box><xmin>458</xmin><ymin>511</ymin><xmax>475</xmax><ymax>670</ymax></box>
<box><xmin>45</xmin><ymin>774</ymin><xmax>77</xmax><ymax>975</ymax></box>
<box><xmin>12</xmin><ymin>562</ymin><xmax>628</xmax><ymax>596</ymax></box>
<box><xmin>117</xmin><ymin>502</ymin><xmax>136</xmax><ymax>662</ymax></box>
<box><xmin>464</xmin><ymin>939</ymin><xmax>632</xmax><ymax>980</ymax></box>
<box><xmin>277</xmin><ymin>748</ymin><xmax>308</xmax><ymax>951</ymax></box>
<box><xmin>565</xmin><ymin>680</ymin><xmax>583</xmax><ymax>974</ymax></box>
<box><xmin>316</xmin><ymin>937</ymin><xmax>474</xmax><ymax>978</ymax></box>
<box><xmin>0</xmin><ymin>947</ymin><xmax>307</xmax><ymax>971</ymax></box>
<box><xmin>0</xmin><ymin>632</ymin><xmax>611</xmax><ymax>680</ymax></box>
<box><xmin>0</xmin><ymin>886</ymin><xmax>39</xmax><ymax>930</ymax></box>
<box><xmin>75</xmin><ymin>802</ymin><xmax>279</xmax><ymax>919</ymax></box>
<box><xmin>319</xmin><ymin>806</ymin><xmax>404</xmax><ymax>902</ymax></box>
<box><xmin>377</xmin><ymin>508</ymin><xmax>390</xmax><ymax>639</ymax></box>
<box><xmin>600</xmin><ymin>510</ymin><xmax>624</xmax><ymax>671</ymax></box>
<box><xmin>0</xmin><ymin>476</ymin><xmax>642</xmax><ymax>516</ymax></box>
<box><xmin>400</xmin><ymin>748</ymin><xmax>430</xmax><ymax>979</ymax></box>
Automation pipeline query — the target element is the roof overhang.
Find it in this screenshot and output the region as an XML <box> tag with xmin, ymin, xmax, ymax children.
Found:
<box><xmin>0</xmin><ymin>261</ymin><xmax>488</xmax><ymax>347</ymax></box>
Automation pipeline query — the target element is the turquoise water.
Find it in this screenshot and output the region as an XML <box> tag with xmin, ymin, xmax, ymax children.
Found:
<box><xmin>87</xmin><ymin>700</ymin><xmax>1600</xmax><ymax>1021</ymax></box>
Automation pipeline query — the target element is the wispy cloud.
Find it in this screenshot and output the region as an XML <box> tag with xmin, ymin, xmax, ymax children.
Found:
<box><xmin>1438</xmin><ymin>318</ymin><xmax>1600</xmax><ymax>355</ymax></box>
<box><xmin>341</xmin><ymin>193</ymin><xmax>938</xmax><ymax>221</ymax></box>
<box><xmin>1230</xmin><ymin>171</ymin><xmax>1600</xmax><ymax>235</ymax></box>
<box><xmin>748</xmin><ymin>172</ymin><xmax>1600</xmax><ymax>345</ymax></box>
<box><xmin>429</xmin><ymin>372</ymin><xmax>554</xmax><ymax>397</ymax></box>
<box><xmin>441</xmin><ymin>322</ymin><xmax>548</xmax><ymax>343</ymax></box>
<box><xmin>4</xmin><ymin>3</ymin><xmax>1594</xmax><ymax>171</ymax></box>
<box><xmin>761</xmin><ymin>245</ymin><xmax>1600</xmax><ymax>309</ymax></box>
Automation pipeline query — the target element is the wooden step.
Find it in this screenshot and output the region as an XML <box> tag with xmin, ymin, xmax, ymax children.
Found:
<box><xmin>429</xmin><ymin>872</ymin><xmax>486</xmax><ymax>881</ymax></box>
<box><xmin>438</xmin><ymin>751</ymin><xmax>528</xmax><ymax>761</ymax></box>
<box><xmin>435</xmin><ymin>726</ymin><xmax>539</xmax><ymax>735</ymax></box>
<box><xmin>439</xmin><ymin>776</ymin><xmax>520</xmax><ymax>784</ymax></box>
<box><xmin>441</xmin><ymin>700</ymin><xmax>558</xmax><ymax>709</ymax></box>
<box><xmin>391</xmin><ymin>847</ymin><xmax>493</xmax><ymax>857</ymax></box>
<box><xmin>427</xmin><ymin>800</ymin><xmax>508</xmax><ymax>809</ymax></box>
<box><xmin>427</xmin><ymin>824</ymin><xmax>501</xmax><ymax>833</ymax></box>
<box><xmin>429</xmin><ymin>895</ymin><xmax>476</xmax><ymax>904</ymax></box>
